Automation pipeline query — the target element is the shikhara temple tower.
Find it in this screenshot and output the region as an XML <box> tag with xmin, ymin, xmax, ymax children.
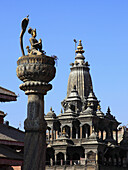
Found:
<box><xmin>45</xmin><ymin>40</ymin><xmax>128</xmax><ymax>170</ymax></box>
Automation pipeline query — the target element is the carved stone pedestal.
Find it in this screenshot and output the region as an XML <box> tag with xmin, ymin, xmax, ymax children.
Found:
<box><xmin>16</xmin><ymin>55</ymin><xmax>56</xmax><ymax>170</ymax></box>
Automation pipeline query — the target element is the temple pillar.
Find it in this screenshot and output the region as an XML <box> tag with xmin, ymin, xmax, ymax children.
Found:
<box><xmin>80</xmin><ymin>126</ymin><xmax>82</xmax><ymax>139</ymax></box>
<box><xmin>70</xmin><ymin>155</ymin><xmax>72</xmax><ymax>165</ymax></box>
<box><xmin>61</xmin><ymin>159</ymin><xmax>63</xmax><ymax>166</ymax></box>
<box><xmin>23</xmin><ymin>93</ymin><xmax>47</xmax><ymax>170</ymax></box>
<box><xmin>96</xmin><ymin>152</ymin><xmax>98</xmax><ymax>164</ymax></box>
<box><xmin>90</xmin><ymin>125</ymin><xmax>92</xmax><ymax>135</ymax></box>
<box><xmin>64</xmin><ymin>153</ymin><xmax>67</xmax><ymax>165</ymax></box>
<box><xmin>54</xmin><ymin>130</ymin><xmax>56</xmax><ymax>140</ymax></box>
<box><xmin>16</xmin><ymin>50</ymin><xmax>56</xmax><ymax>169</ymax></box>
<box><xmin>51</xmin><ymin>129</ymin><xmax>54</xmax><ymax>140</ymax></box>
<box><xmin>55</xmin><ymin>154</ymin><xmax>57</xmax><ymax>165</ymax></box>
<box><xmin>56</xmin><ymin>131</ymin><xmax>58</xmax><ymax>139</ymax></box>
<box><xmin>85</xmin><ymin>152</ymin><xmax>87</xmax><ymax>165</ymax></box>
<box><xmin>70</xmin><ymin>126</ymin><xmax>72</xmax><ymax>139</ymax></box>
<box><xmin>50</xmin><ymin>158</ymin><xmax>53</xmax><ymax>166</ymax></box>
<box><xmin>61</xmin><ymin>125</ymin><xmax>63</xmax><ymax>136</ymax></box>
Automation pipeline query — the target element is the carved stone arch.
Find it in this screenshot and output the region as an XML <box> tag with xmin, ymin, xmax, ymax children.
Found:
<box><xmin>62</xmin><ymin>125</ymin><xmax>70</xmax><ymax>137</ymax></box>
<box><xmin>46</xmin><ymin>147</ymin><xmax>55</xmax><ymax>165</ymax></box>
<box><xmin>57</xmin><ymin>152</ymin><xmax>64</xmax><ymax>165</ymax></box>
<box><xmin>47</xmin><ymin>126</ymin><xmax>51</xmax><ymax>130</ymax></box>
<box><xmin>46</xmin><ymin>126</ymin><xmax>51</xmax><ymax>140</ymax></box>
<box><xmin>72</xmin><ymin>153</ymin><xmax>80</xmax><ymax>164</ymax></box>
<box><xmin>82</xmin><ymin>123</ymin><xmax>90</xmax><ymax>138</ymax></box>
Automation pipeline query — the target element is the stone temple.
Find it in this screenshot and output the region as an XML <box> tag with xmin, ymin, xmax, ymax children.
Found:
<box><xmin>45</xmin><ymin>40</ymin><xmax>128</xmax><ymax>170</ymax></box>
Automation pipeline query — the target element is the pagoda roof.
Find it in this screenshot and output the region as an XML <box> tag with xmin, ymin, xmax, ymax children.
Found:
<box><xmin>0</xmin><ymin>86</ymin><xmax>17</xmax><ymax>102</ymax></box>
<box><xmin>0</xmin><ymin>144</ymin><xmax>23</xmax><ymax>160</ymax></box>
<box><xmin>0</xmin><ymin>124</ymin><xmax>24</xmax><ymax>146</ymax></box>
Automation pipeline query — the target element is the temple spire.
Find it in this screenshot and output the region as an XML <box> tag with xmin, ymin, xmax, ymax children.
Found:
<box><xmin>75</xmin><ymin>40</ymin><xmax>85</xmax><ymax>61</ymax></box>
<box><xmin>75</xmin><ymin>40</ymin><xmax>85</xmax><ymax>54</ymax></box>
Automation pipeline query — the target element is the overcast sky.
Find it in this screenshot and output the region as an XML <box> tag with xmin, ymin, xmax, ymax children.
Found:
<box><xmin>0</xmin><ymin>0</ymin><xmax>128</xmax><ymax>130</ymax></box>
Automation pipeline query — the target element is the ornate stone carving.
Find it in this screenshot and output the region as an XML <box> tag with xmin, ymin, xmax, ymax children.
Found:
<box><xmin>16</xmin><ymin>55</ymin><xmax>56</xmax><ymax>83</ymax></box>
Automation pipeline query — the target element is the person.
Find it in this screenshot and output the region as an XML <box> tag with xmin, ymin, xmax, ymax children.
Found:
<box><xmin>28</xmin><ymin>27</ymin><xmax>45</xmax><ymax>55</ymax></box>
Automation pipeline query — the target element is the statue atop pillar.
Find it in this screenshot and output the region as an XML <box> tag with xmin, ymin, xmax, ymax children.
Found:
<box><xmin>20</xmin><ymin>16</ymin><xmax>45</xmax><ymax>56</ymax></box>
<box><xmin>17</xmin><ymin>17</ymin><xmax>56</xmax><ymax>170</ymax></box>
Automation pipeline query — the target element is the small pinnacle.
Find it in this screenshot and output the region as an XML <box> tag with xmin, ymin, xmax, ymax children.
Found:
<box><xmin>50</xmin><ymin>107</ymin><xmax>52</xmax><ymax>111</ymax></box>
<box><xmin>61</xmin><ymin>108</ymin><xmax>63</xmax><ymax>113</ymax></box>
<box><xmin>107</xmin><ymin>106</ymin><xmax>111</xmax><ymax>114</ymax></box>
<box><xmin>75</xmin><ymin>40</ymin><xmax>85</xmax><ymax>54</ymax></box>
<box><xmin>97</xmin><ymin>103</ymin><xmax>101</xmax><ymax>111</ymax></box>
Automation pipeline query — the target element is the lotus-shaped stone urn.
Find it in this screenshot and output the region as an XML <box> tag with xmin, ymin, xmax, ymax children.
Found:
<box><xmin>16</xmin><ymin>54</ymin><xmax>56</xmax><ymax>94</ymax></box>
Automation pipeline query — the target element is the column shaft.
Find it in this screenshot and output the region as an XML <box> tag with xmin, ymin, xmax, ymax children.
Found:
<box><xmin>80</xmin><ymin>126</ymin><xmax>82</xmax><ymax>139</ymax></box>
<box><xmin>24</xmin><ymin>94</ymin><xmax>46</xmax><ymax>170</ymax></box>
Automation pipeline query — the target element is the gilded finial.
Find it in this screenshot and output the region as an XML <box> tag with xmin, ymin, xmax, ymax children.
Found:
<box><xmin>61</xmin><ymin>108</ymin><xmax>63</xmax><ymax>114</ymax></box>
<box><xmin>62</xmin><ymin>128</ymin><xmax>66</xmax><ymax>134</ymax></box>
<box><xmin>50</xmin><ymin>107</ymin><xmax>52</xmax><ymax>111</ymax></box>
<box><xmin>75</xmin><ymin>40</ymin><xmax>85</xmax><ymax>54</ymax></box>
<box><xmin>97</xmin><ymin>103</ymin><xmax>101</xmax><ymax>111</ymax></box>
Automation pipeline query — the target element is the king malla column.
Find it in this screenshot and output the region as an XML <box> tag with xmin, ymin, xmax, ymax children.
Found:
<box><xmin>16</xmin><ymin>17</ymin><xmax>56</xmax><ymax>170</ymax></box>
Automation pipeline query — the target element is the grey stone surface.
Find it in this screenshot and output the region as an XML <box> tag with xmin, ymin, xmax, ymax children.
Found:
<box><xmin>17</xmin><ymin>41</ymin><xmax>56</xmax><ymax>170</ymax></box>
<box><xmin>45</xmin><ymin>40</ymin><xmax>128</xmax><ymax>170</ymax></box>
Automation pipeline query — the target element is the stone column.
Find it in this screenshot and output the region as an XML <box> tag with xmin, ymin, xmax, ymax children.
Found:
<box><xmin>64</xmin><ymin>153</ymin><xmax>67</xmax><ymax>165</ymax></box>
<box><xmin>23</xmin><ymin>87</ymin><xmax>49</xmax><ymax>170</ymax></box>
<box><xmin>85</xmin><ymin>152</ymin><xmax>87</xmax><ymax>165</ymax></box>
<box><xmin>80</xmin><ymin>126</ymin><xmax>82</xmax><ymax>139</ymax></box>
<box><xmin>16</xmin><ymin>54</ymin><xmax>56</xmax><ymax>170</ymax></box>
<box><xmin>48</xmin><ymin>130</ymin><xmax>50</xmax><ymax>141</ymax></box>
<box><xmin>61</xmin><ymin>125</ymin><xmax>63</xmax><ymax>136</ymax></box>
<box><xmin>56</xmin><ymin>131</ymin><xmax>58</xmax><ymax>139</ymax></box>
<box><xmin>51</xmin><ymin>129</ymin><xmax>54</xmax><ymax>140</ymax></box>
<box><xmin>90</xmin><ymin>126</ymin><xmax>92</xmax><ymax>135</ymax></box>
<box><xmin>70</xmin><ymin>159</ymin><xmax>72</xmax><ymax>165</ymax></box>
<box><xmin>54</xmin><ymin>130</ymin><xmax>56</xmax><ymax>139</ymax></box>
<box><xmin>50</xmin><ymin>158</ymin><xmax>53</xmax><ymax>166</ymax></box>
<box><xmin>55</xmin><ymin>154</ymin><xmax>57</xmax><ymax>165</ymax></box>
<box><xmin>96</xmin><ymin>152</ymin><xmax>98</xmax><ymax>164</ymax></box>
<box><xmin>70</xmin><ymin>126</ymin><xmax>72</xmax><ymax>139</ymax></box>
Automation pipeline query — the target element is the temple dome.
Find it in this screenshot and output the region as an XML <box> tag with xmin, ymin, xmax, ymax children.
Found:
<box><xmin>46</xmin><ymin>107</ymin><xmax>56</xmax><ymax>118</ymax></box>
<box><xmin>67</xmin><ymin>40</ymin><xmax>93</xmax><ymax>101</ymax></box>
